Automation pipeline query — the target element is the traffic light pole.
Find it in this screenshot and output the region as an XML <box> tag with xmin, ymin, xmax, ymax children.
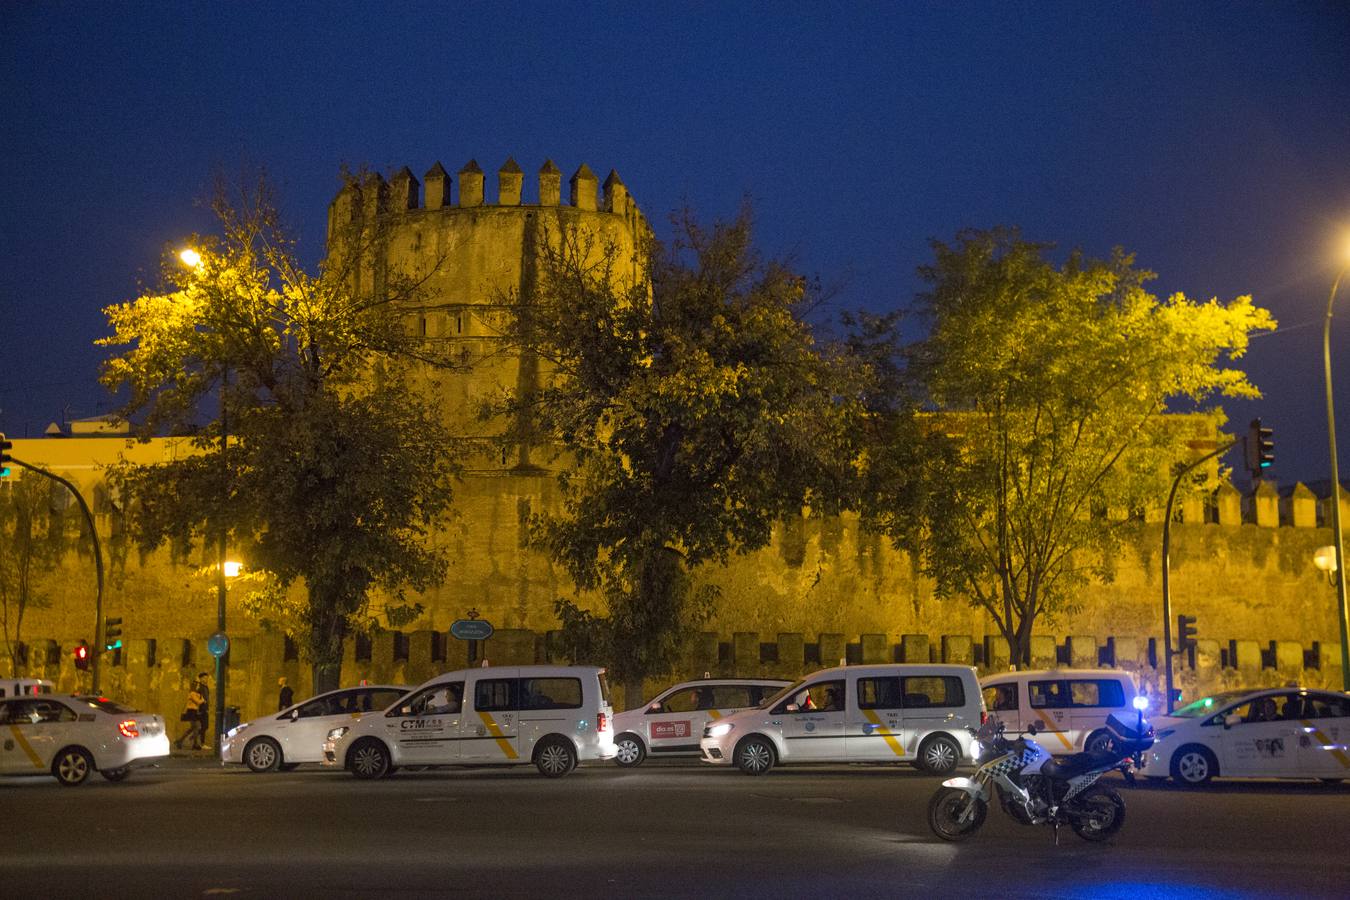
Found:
<box><xmin>9</xmin><ymin>457</ymin><xmax>106</xmax><ymax>693</ymax></box>
<box><xmin>1162</xmin><ymin>437</ymin><xmax>1237</xmax><ymax>713</ymax></box>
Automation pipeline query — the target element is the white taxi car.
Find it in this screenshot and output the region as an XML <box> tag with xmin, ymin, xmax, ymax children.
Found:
<box><xmin>699</xmin><ymin>664</ymin><xmax>985</xmax><ymax>775</ymax></box>
<box><xmin>324</xmin><ymin>665</ymin><xmax>615</xmax><ymax>778</ymax></box>
<box><xmin>220</xmin><ymin>683</ymin><xmax>409</xmax><ymax>772</ymax></box>
<box><xmin>0</xmin><ymin>694</ymin><xmax>169</xmax><ymax>785</ymax></box>
<box><xmin>612</xmin><ymin>678</ymin><xmax>790</xmax><ymax>767</ymax></box>
<box><xmin>1139</xmin><ymin>687</ymin><xmax>1350</xmax><ymax>785</ymax></box>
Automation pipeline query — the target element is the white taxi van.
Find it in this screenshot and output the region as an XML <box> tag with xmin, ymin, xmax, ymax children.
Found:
<box><xmin>612</xmin><ymin>678</ymin><xmax>790</xmax><ymax>767</ymax></box>
<box><xmin>220</xmin><ymin>684</ymin><xmax>409</xmax><ymax>772</ymax></box>
<box><xmin>0</xmin><ymin>694</ymin><xmax>169</xmax><ymax>785</ymax></box>
<box><xmin>699</xmin><ymin>664</ymin><xmax>985</xmax><ymax>775</ymax></box>
<box><xmin>1139</xmin><ymin>686</ymin><xmax>1350</xmax><ymax>785</ymax></box>
<box><xmin>324</xmin><ymin>665</ymin><xmax>615</xmax><ymax>778</ymax></box>
<box><xmin>980</xmin><ymin>669</ymin><xmax>1139</xmax><ymax>754</ymax></box>
<box><xmin>0</xmin><ymin>678</ymin><xmax>54</xmax><ymax>698</ymax></box>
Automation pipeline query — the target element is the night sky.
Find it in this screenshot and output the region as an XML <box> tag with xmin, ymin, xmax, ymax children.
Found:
<box><xmin>3</xmin><ymin>1</ymin><xmax>1349</xmax><ymax>485</ymax></box>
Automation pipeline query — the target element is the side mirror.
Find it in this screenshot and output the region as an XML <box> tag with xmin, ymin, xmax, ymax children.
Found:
<box><xmin>400</xmin><ymin>705</ymin><xmax>413</xmax><ymax>716</ymax></box>
<box><xmin>1026</xmin><ymin>721</ymin><xmax>1040</xmax><ymax>735</ymax></box>
<box><xmin>1224</xmin><ymin>714</ymin><xmax>1241</xmax><ymax>729</ymax></box>
<box><xmin>290</xmin><ymin>709</ymin><xmax>299</xmax><ymax>721</ymax></box>
<box><xmin>648</xmin><ymin>703</ymin><xmax>662</xmax><ymax>713</ymax></box>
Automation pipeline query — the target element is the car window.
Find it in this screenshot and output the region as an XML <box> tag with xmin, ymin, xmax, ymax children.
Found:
<box><xmin>1224</xmin><ymin>694</ymin><xmax>1298</xmax><ymax>725</ymax></box>
<box><xmin>474</xmin><ymin>678</ymin><xmax>517</xmax><ymax>712</ymax></box>
<box><xmin>1029</xmin><ymin>680</ymin><xmax>1068</xmax><ymax>709</ymax></box>
<box><xmin>1067</xmin><ymin>679</ymin><xmax>1126</xmax><ymax>708</ymax></box>
<box><xmin>399</xmin><ymin>682</ymin><xmax>464</xmax><ymax>716</ymax></box>
<box><xmin>1305</xmin><ymin>694</ymin><xmax>1350</xmax><ymax>719</ymax></box>
<box><xmin>1174</xmin><ymin>690</ymin><xmax>1251</xmax><ymax>718</ymax></box>
<box><xmin>520</xmin><ymin>678</ymin><xmax>583</xmax><ymax>710</ymax></box>
<box><xmin>902</xmin><ymin>676</ymin><xmax>966</xmax><ymax>709</ymax></box>
<box><xmin>983</xmin><ymin>683</ymin><xmax>1018</xmax><ymax>712</ymax></box>
<box><xmin>295</xmin><ymin>695</ymin><xmax>338</xmax><ymax>718</ymax></box>
<box><xmin>364</xmin><ymin>689</ymin><xmax>407</xmax><ymax>712</ymax></box>
<box><xmin>8</xmin><ymin>699</ymin><xmax>76</xmax><ymax>724</ymax></box>
<box><xmin>776</xmin><ymin>680</ymin><xmax>845</xmax><ymax>713</ymax></box>
<box><xmin>657</xmin><ymin>688</ymin><xmax>702</xmax><ymax>714</ymax></box>
<box><xmin>710</xmin><ymin>686</ymin><xmax>754</xmax><ymax>709</ymax></box>
<box><xmin>858</xmin><ymin>677</ymin><xmax>903</xmax><ymax>710</ymax></box>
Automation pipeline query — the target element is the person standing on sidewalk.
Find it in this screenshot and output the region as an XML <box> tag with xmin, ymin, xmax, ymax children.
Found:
<box><xmin>174</xmin><ymin>680</ymin><xmax>206</xmax><ymax>750</ymax></box>
<box><xmin>194</xmin><ymin>672</ymin><xmax>211</xmax><ymax>750</ymax></box>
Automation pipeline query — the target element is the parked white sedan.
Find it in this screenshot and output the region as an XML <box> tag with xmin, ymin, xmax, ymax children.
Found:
<box><xmin>221</xmin><ymin>684</ymin><xmax>409</xmax><ymax>772</ymax></box>
<box><xmin>1139</xmin><ymin>687</ymin><xmax>1350</xmax><ymax>785</ymax></box>
<box><xmin>0</xmin><ymin>694</ymin><xmax>169</xmax><ymax>785</ymax></box>
<box><xmin>612</xmin><ymin>678</ymin><xmax>790</xmax><ymax>767</ymax></box>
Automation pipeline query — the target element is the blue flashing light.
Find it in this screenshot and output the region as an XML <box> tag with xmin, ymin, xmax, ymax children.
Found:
<box><xmin>1132</xmin><ymin>695</ymin><xmax>1149</xmax><ymax>712</ymax></box>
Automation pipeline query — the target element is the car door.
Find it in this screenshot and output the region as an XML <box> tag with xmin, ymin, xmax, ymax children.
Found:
<box><xmin>462</xmin><ymin>675</ymin><xmax>521</xmax><ymax>763</ymax></box>
<box><xmin>1065</xmin><ymin>679</ymin><xmax>1127</xmax><ymax>749</ymax></box>
<box><xmin>281</xmin><ymin>690</ymin><xmax>360</xmax><ymax>762</ymax></box>
<box><xmin>848</xmin><ymin>675</ymin><xmax>906</xmax><ymax>761</ymax></box>
<box><xmin>643</xmin><ymin>686</ymin><xmax>706</xmax><ymax>753</ymax></box>
<box><xmin>1213</xmin><ymin>694</ymin><xmax>1301</xmax><ymax>777</ymax></box>
<box><xmin>0</xmin><ymin>700</ymin><xmax>49</xmax><ymax>773</ymax></box>
<box><xmin>384</xmin><ymin>681</ymin><xmax>464</xmax><ymax>765</ymax></box>
<box><xmin>3</xmin><ymin>699</ymin><xmax>66</xmax><ymax>773</ymax></box>
<box><xmin>898</xmin><ymin>675</ymin><xmax>968</xmax><ymax>752</ymax></box>
<box><xmin>1026</xmin><ymin>680</ymin><xmax>1075</xmax><ymax>753</ymax></box>
<box><xmin>1293</xmin><ymin>692</ymin><xmax>1350</xmax><ymax>778</ymax></box>
<box><xmin>777</xmin><ymin>679</ymin><xmax>847</xmax><ymax>761</ymax></box>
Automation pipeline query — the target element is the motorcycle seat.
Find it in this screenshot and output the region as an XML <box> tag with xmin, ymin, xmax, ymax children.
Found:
<box><xmin>1042</xmin><ymin>749</ymin><xmax>1119</xmax><ymax>780</ymax></box>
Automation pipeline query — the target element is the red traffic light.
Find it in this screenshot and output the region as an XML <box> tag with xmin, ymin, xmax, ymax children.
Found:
<box><xmin>73</xmin><ymin>640</ymin><xmax>91</xmax><ymax>671</ymax></box>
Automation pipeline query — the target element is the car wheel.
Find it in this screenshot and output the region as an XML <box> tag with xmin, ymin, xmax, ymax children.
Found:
<box><xmin>614</xmin><ymin>733</ymin><xmax>646</xmax><ymax>768</ymax></box>
<box><xmin>917</xmin><ymin>734</ymin><xmax>961</xmax><ymax>775</ymax></box>
<box><xmin>348</xmin><ymin>739</ymin><xmax>391</xmax><ymax>780</ymax></box>
<box><xmin>735</xmin><ymin>736</ymin><xmax>775</xmax><ymax>775</ymax></box>
<box><xmin>100</xmin><ymin>766</ymin><xmax>131</xmax><ymax>783</ymax></box>
<box><xmin>53</xmin><ymin>747</ymin><xmax>93</xmax><ymax>786</ymax></box>
<box><xmin>1170</xmin><ymin>745</ymin><xmax>1218</xmax><ymax>786</ymax></box>
<box><xmin>535</xmin><ymin>738</ymin><xmax>578</xmax><ymax>778</ymax></box>
<box><xmin>244</xmin><ymin>737</ymin><xmax>283</xmax><ymax>773</ymax></box>
<box><xmin>1084</xmin><ymin>729</ymin><xmax>1115</xmax><ymax>754</ymax></box>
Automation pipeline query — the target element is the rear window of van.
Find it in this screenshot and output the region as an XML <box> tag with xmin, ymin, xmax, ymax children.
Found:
<box><xmin>858</xmin><ymin>676</ymin><xmax>967</xmax><ymax>709</ymax></box>
<box><xmin>520</xmin><ymin>678</ymin><xmax>583</xmax><ymax>710</ymax></box>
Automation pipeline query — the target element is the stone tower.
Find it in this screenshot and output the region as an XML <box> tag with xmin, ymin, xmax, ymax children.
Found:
<box><xmin>326</xmin><ymin>157</ymin><xmax>651</xmax><ymax>468</ymax></box>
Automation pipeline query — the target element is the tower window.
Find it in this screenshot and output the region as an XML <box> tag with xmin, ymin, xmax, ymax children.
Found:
<box><xmin>419</xmin><ymin>316</ymin><xmax>427</xmax><ymax>337</ymax></box>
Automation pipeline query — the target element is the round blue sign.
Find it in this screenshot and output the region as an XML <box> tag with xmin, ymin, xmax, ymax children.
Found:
<box><xmin>450</xmin><ymin>619</ymin><xmax>494</xmax><ymax>641</ymax></box>
<box><xmin>207</xmin><ymin>632</ymin><xmax>230</xmax><ymax>658</ymax></box>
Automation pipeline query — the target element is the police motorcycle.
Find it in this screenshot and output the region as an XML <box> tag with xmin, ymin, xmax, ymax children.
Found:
<box><xmin>927</xmin><ymin>709</ymin><xmax>1154</xmax><ymax>843</ymax></box>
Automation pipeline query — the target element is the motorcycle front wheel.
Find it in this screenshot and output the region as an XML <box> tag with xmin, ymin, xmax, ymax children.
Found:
<box><xmin>927</xmin><ymin>786</ymin><xmax>988</xmax><ymax>841</ymax></box>
<box><xmin>1069</xmin><ymin>785</ymin><xmax>1126</xmax><ymax>842</ymax></box>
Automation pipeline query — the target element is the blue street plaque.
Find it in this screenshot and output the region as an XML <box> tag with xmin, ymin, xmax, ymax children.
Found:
<box><xmin>450</xmin><ymin>619</ymin><xmax>494</xmax><ymax>641</ymax></box>
<box><xmin>207</xmin><ymin>632</ymin><xmax>230</xmax><ymax>658</ymax></box>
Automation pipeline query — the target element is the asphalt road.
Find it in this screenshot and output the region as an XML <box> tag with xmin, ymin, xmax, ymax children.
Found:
<box><xmin>4</xmin><ymin>757</ymin><xmax>1347</xmax><ymax>899</ymax></box>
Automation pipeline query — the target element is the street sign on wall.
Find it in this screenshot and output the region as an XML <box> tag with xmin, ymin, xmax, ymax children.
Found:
<box><xmin>450</xmin><ymin>619</ymin><xmax>494</xmax><ymax>641</ymax></box>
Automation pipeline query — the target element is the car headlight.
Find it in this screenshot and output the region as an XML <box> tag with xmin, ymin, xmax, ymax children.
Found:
<box><xmin>707</xmin><ymin>722</ymin><xmax>735</xmax><ymax>738</ymax></box>
<box><xmin>327</xmin><ymin>726</ymin><xmax>349</xmax><ymax>742</ymax></box>
<box><xmin>1154</xmin><ymin>728</ymin><xmax>1176</xmax><ymax>740</ymax></box>
<box><xmin>226</xmin><ymin>722</ymin><xmax>249</xmax><ymax>739</ymax></box>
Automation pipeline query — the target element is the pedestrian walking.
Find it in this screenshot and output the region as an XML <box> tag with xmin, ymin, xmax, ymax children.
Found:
<box><xmin>277</xmin><ymin>676</ymin><xmax>294</xmax><ymax>711</ymax></box>
<box><xmin>174</xmin><ymin>680</ymin><xmax>206</xmax><ymax>750</ymax></box>
<box><xmin>194</xmin><ymin>672</ymin><xmax>211</xmax><ymax>749</ymax></box>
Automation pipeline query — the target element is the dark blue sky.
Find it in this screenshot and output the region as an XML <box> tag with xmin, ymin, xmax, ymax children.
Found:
<box><xmin>3</xmin><ymin>1</ymin><xmax>1349</xmax><ymax>483</ymax></box>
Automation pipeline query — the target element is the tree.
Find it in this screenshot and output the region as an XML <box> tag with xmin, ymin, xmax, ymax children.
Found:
<box><xmin>98</xmin><ymin>177</ymin><xmax>458</xmax><ymax>691</ymax></box>
<box><xmin>865</xmin><ymin>228</ymin><xmax>1275</xmax><ymax>667</ymax></box>
<box><xmin>499</xmin><ymin>211</ymin><xmax>865</xmax><ymax>696</ymax></box>
<box><xmin>0</xmin><ymin>478</ymin><xmax>65</xmax><ymax>676</ymax></box>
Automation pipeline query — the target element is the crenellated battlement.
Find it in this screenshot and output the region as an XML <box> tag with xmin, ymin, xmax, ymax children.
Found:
<box><xmin>328</xmin><ymin>156</ymin><xmax>650</xmax><ymax>242</ymax></box>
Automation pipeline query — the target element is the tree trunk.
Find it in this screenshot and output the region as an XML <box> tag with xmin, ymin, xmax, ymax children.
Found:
<box><xmin>308</xmin><ymin>586</ymin><xmax>345</xmax><ymax>694</ymax></box>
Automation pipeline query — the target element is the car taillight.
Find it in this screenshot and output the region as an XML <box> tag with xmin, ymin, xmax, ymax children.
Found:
<box><xmin>597</xmin><ymin>712</ymin><xmax>608</xmax><ymax>732</ymax></box>
<box><xmin>118</xmin><ymin>720</ymin><xmax>139</xmax><ymax>738</ymax></box>
<box><xmin>981</xmin><ymin>711</ymin><xmax>988</xmax><ymax>726</ymax></box>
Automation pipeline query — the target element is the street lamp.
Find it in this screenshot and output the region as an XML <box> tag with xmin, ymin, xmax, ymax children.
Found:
<box><xmin>179</xmin><ymin>247</ymin><xmax>202</xmax><ymax>268</ymax></box>
<box><xmin>1323</xmin><ymin>239</ymin><xmax>1350</xmax><ymax>691</ymax></box>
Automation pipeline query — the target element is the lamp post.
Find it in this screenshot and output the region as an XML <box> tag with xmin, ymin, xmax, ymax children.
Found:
<box><xmin>1323</xmin><ymin>259</ymin><xmax>1350</xmax><ymax>691</ymax></box>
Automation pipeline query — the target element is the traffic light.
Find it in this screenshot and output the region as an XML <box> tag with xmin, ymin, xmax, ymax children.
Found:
<box><xmin>1176</xmin><ymin>615</ymin><xmax>1198</xmax><ymax>654</ymax></box>
<box><xmin>73</xmin><ymin>640</ymin><xmax>91</xmax><ymax>671</ymax></box>
<box><xmin>1245</xmin><ymin>418</ymin><xmax>1274</xmax><ymax>479</ymax></box>
<box><xmin>0</xmin><ymin>432</ymin><xmax>11</xmax><ymax>477</ymax></box>
<box><xmin>104</xmin><ymin>617</ymin><xmax>123</xmax><ymax>651</ymax></box>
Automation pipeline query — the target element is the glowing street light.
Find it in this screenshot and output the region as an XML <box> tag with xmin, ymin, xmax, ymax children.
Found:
<box><xmin>179</xmin><ymin>247</ymin><xmax>202</xmax><ymax>268</ymax></box>
<box><xmin>223</xmin><ymin>560</ymin><xmax>242</xmax><ymax>579</ymax></box>
<box><xmin>1321</xmin><ymin>235</ymin><xmax>1350</xmax><ymax>691</ymax></box>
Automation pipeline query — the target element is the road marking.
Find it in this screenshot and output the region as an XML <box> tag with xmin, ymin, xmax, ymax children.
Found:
<box><xmin>1300</xmin><ymin>719</ymin><xmax>1350</xmax><ymax>769</ymax></box>
<box><xmin>862</xmin><ymin>709</ymin><xmax>906</xmax><ymax>757</ymax></box>
<box><xmin>478</xmin><ymin>712</ymin><xmax>519</xmax><ymax>760</ymax></box>
<box><xmin>8</xmin><ymin>725</ymin><xmax>43</xmax><ymax>769</ymax></box>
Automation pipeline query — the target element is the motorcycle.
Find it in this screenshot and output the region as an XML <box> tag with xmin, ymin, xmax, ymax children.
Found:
<box><xmin>927</xmin><ymin>712</ymin><xmax>1154</xmax><ymax>843</ymax></box>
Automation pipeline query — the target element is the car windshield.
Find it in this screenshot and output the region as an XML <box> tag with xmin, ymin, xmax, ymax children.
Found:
<box><xmin>759</xmin><ymin>678</ymin><xmax>809</xmax><ymax>709</ymax></box>
<box><xmin>1171</xmin><ymin>690</ymin><xmax>1254</xmax><ymax>718</ymax></box>
<box><xmin>76</xmin><ymin>696</ymin><xmax>140</xmax><ymax>714</ymax></box>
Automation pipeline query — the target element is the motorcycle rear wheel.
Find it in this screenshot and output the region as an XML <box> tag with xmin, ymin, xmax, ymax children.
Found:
<box><xmin>927</xmin><ymin>787</ymin><xmax>987</xmax><ymax>841</ymax></box>
<box><xmin>1069</xmin><ymin>785</ymin><xmax>1126</xmax><ymax>842</ymax></box>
